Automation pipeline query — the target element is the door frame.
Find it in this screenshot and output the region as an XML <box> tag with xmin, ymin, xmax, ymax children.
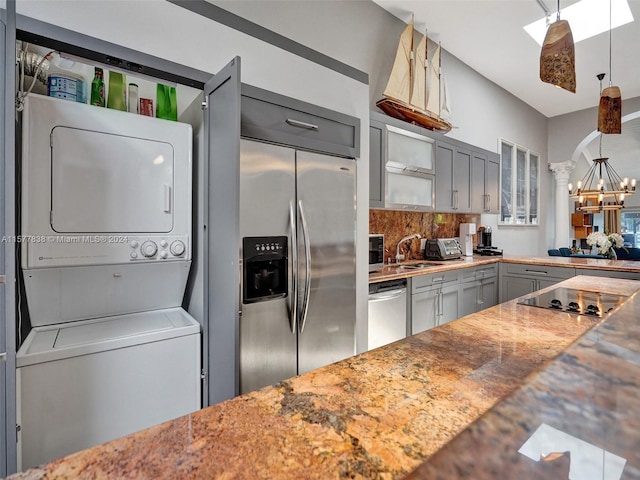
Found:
<box><xmin>2</xmin><ymin>0</ymin><xmax>17</xmax><ymax>475</ymax></box>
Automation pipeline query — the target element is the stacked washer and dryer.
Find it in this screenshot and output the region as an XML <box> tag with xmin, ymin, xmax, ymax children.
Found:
<box><xmin>16</xmin><ymin>94</ymin><xmax>201</xmax><ymax>470</ymax></box>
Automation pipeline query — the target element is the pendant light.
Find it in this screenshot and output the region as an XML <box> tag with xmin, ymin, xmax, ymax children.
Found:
<box><xmin>568</xmin><ymin>74</ymin><xmax>634</xmax><ymax>212</ymax></box>
<box><xmin>540</xmin><ymin>0</ymin><xmax>576</xmax><ymax>93</ymax></box>
<box><xmin>598</xmin><ymin>0</ymin><xmax>622</xmax><ymax>134</ymax></box>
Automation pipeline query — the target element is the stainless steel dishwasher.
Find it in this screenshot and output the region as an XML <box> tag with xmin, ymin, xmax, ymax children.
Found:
<box><xmin>368</xmin><ymin>279</ymin><xmax>408</xmax><ymax>350</ymax></box>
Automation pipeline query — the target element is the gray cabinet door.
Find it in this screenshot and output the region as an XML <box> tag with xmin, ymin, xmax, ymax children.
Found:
<box><xmin>459</xmin><ymin>280</ymin><xmax>480</xmax><ymax>318</ymax></box>
<box><xmin>471</xmin><ymin>151</ymin><xmax>500</xmax><ymax>214</ymax></box>
<box><xmin>501</xmin><ymin>275</ymin><xmax>535</xmax><ymax>302</ymax></box>
<box><xmin>369</xmin><ymin>120</ymin><xmax>385</xmax><ymax>208</ymax></box>
<box><xmin>455</xmin><ymin>147</ymin><xmax>472</xmax><ymax>213</ymax></box>
<box><xmin>486</xmin><ymin>155</ymin><xmax>500</xmax><ymax>214</ymax></box>
<box><xmin>471</xmin><ymin>152</ymin><xmax>487</xmax><ymax>212</ymax></box>
<box><xmin>435</xmin><ymin>140</ymin><xmax>471</xmax><ymax>212</ymax></box>
<box><xmin>204</xmin><ymin>57</ymin><xmax>242</xmax><ymax>405</ymax></box>
<box><xmin>435</xmin><ymin>141</ymin><xmax>454</xmax><ymax>211</ymax></box>
<box><xmin>439</xmin><ymin>284</ymin><xmax>460</xmax><ymax>325</ymax></box>
<box><xmin>479</xmin><ymin>277</ymin><xmax>498</xmax><ymax>310</ymax></box>
<box><xmin>411</xmin><ymin>289</ymin><xmax>439</xmax><ymax>334</ymax></box>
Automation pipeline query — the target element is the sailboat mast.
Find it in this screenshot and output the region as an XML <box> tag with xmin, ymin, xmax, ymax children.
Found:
<box><xmin>410</xmin><ymin>29</ymin><xmax>428</xmax><ymax>111</ymax></box>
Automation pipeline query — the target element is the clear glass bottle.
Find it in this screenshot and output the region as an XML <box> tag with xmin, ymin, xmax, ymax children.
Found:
<box><xmin>90</xmin><ymin>67</ymin><xmax>105</xmax><ymax>107</ymax></box>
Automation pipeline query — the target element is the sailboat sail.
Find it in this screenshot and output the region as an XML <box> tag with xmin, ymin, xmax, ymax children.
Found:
<box><xmin>440</xmin><ymin>69</ymin><xmax>453</xmax><ymax>123</ymax></box>
<box><xmin>409</xmin><ymin>33</ymin><xmax>427</xmax><ymax>111</ymax></box>
<box><xmin>426</xmin><ymin>43</ymin><xmax>441</xmax><ymax>116</ymax></box>
<box><xmin>383</xmin><ymin>22</ymin><xmax>413</xmax><ymax>104</ymax></box>
<box><xmin>377</xmin><ymin>19</ymin><xmax>452</xmax><ymax>133</ymax></box>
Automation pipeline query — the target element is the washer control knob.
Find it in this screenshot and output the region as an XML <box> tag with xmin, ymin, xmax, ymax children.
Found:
<box><xmin>159</xmin><ymin>251</ymin><xmax>168</xmax><ymax>259</ymax></box>
<box><xmin>140</xmin><ymin>241</ymin><xmax>158</xmax><ymax>258</ymax></box>
<box><xmin>130</xmin><ymin>240</ymin><xmax>139</xmax><ymax>249</ymax></box>
<box><xmin>170</xmin><ymin>240</ymin><xmax>186</xmax><ymax>257</ymax></box>
<box><xmin>160</xmin><ymin>240</ymin><xmax>169</xmax><ymax>248</ymax></box>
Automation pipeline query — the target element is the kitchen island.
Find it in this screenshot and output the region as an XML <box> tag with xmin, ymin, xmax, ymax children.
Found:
<box><xmin>8</xmin><ymin>275</ymin><xmax>640</xmax><ymax>480</ymax></box>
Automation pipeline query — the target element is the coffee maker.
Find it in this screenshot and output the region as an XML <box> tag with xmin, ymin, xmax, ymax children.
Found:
<box><xmin>475</xmin><ymin>226</ymin><xmax>503</xmax><ymax>256</ymax></box>
<box><xmin>479</xmin><ymin>226</ymin><xmax>492</xmax><ymax>248</ymax></box>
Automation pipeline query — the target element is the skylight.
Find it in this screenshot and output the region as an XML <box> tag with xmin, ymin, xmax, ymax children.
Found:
<box><xmin>524</xmin><ymin>0</ymin><xmax>634</xmax><ymax>46</ymax></box>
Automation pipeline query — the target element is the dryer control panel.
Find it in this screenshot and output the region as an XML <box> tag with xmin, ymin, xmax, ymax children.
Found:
<box><xmin>22</xmin><ymin>234</ymin><xmax>190</xmax><ymax>268</ymax></box>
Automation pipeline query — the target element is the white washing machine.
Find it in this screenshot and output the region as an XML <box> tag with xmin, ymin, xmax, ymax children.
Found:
<box><xmin>17</xmin><ymin>94</ymin><xmax>201</xmax><ymax>470</ymax></box>
<box><xmin>17</xmin><ymin>308</ymin><xmax>200</xmax><ymax>470</ymax></box>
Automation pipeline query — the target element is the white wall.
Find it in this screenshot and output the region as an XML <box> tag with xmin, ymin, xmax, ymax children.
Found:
<box><xmin>16</xmin><ymin>0</ymin><xmax>370</xmax><ymax>352</ymax></box>
<box><xmin>214</xmin><ymin>0</ymin><xmax>551</xmax><ymax>255</ymax></box>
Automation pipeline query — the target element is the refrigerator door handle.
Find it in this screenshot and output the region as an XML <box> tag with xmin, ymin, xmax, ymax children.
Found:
<box><xmin>288</xmin><ymin>200</ymin><xmax>298</xmax><ymax>334</ymax></box>
<box><xmin>298</xmin><ymin>199</ymin><xmax>312</xmax><ymax>333</ymax></box>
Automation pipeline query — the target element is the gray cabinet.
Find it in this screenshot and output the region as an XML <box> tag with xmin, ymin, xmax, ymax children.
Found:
<box><xmin>368</xmin><ymin>114</ymin><xmax>435</xmax><ymax>211</ymax></box>
<box><xmin>411</xmin><ymin>284</ymin><xmax>459</xmax><ymax>333</ymax></box>
<box><xmin>471</xmin><ymin>151</ymin><xmax>500</xmax><ymax>214</ymax></box>
<box><xmin>499</xmin><ymin>263</ymin><xmax>575</xmax><ymax>303</ymax></box>
<box><xmin>575</xmin><ymin>268</ymin><xmax>640</xmax><ymax>281</ymax></box>
<box><xmin>241</xmin><ymin>85</ymin><xmax>360</xmax><ymax>158</ymax></box>
<box><xmin>369</xmin><ymin>111</ymin><xmax>498</xmax><ymax>214</ymax></box>
<box><xmin>459</xmin><ymin>265</ymin><xmax>498</xmax><ymax>317</ymax></box>
<box><xmin>410</xmin><ymin>270</ymin><xmax>459</xmax><ymax>333</ymax></box>
<box><xmin>435</xmin><ymin>140</ymin><xmax>472</xmax><ymax>213</ymax></box>
<box><xmin>369</xmin><ymin>119</ymin><xmax>385</xmax><ymax>208</ymax></box>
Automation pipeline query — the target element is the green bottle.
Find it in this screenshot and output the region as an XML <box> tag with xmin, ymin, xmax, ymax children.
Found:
<box><xmin>90</xmin><ymin>67</ymin><xmax>105</xmax><ymax>107</ymax></box>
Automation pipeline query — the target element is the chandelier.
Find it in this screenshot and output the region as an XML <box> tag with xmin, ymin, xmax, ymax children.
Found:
<box><xmin>568</xmin><ymin>73</ymin><xmax>634</xmax><ymax>212</ymax></box>
<box><xmin>568</xmin><ymin>133</ymin><xmax>635</xmax><ymax>212</ymax></box>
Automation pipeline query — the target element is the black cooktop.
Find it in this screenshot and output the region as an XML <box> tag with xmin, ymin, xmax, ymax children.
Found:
<box><xmin>518</xmin><ymin>287</ymin><xmax>628</xmax><ymax>317</ymax></box>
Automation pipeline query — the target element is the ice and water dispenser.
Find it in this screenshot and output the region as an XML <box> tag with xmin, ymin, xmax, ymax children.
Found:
<box><xmin>242</xmin><ymin>236</ymin><xmax>288</xmax><ymax>303</ymax></box>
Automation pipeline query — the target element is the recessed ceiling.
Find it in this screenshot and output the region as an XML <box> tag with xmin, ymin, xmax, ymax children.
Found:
<box><xmin>372</xmin><ymin>0</ymin><xmax>640</xmax><ymax>118</ymax></box>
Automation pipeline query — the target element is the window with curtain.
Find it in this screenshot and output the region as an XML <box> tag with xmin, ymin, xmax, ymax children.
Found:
<box><xmin>499</xmin><ymin>139</ymin><xmax>540</xmax><ymax>225</ymax></box>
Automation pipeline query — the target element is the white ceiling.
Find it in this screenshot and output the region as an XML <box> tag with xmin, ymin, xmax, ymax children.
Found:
<box><xmin>372</xmin><ymin>0</ymin><xmax>640</xmax><ymax>119</ymax></box>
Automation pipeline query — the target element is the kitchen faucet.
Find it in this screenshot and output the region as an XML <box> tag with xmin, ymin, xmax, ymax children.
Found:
<box><xmin>396</xmin><ymin>233</ymin><xmax>422</xmax><ymax>262</ymax></box>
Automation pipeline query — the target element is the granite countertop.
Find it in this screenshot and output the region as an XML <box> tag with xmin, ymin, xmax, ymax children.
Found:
<box><xmin>9</xmin><ymin>275</ymin><xmax>640</xmax><ymax>480</ymax></box>
<box><xmin>369</xmin><ymin>254</ymin><xmax>640</xmax><ymax>283</ymax></box>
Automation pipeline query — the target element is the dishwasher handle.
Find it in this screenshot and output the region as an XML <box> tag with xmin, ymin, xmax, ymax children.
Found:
<box><xmin>368</xmin><ymin>288</ymin><xmax>406</xmax><ymax>302</ymax></box>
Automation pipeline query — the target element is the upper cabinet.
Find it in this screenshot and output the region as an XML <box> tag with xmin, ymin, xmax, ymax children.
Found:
<box><xmin>369</xmin><ymin>118</ymin><xmax>385</xmax><ymax>208</ymax></box>
<box><xmin>370</xmin><ymin>112</ymin><xmax>499</xmax><ymax>215</ymax></box>
<box><xmin>434</xmin><ymin>140</ymin><xmax>471</xmax><ymax>213</ymax></box>
<box><xmin>471</xmin><ymin>151</ymin><xmax>500</xmax><ymax>214</ymax></box>
<box><xmin>369</xmin><ymin>114</ymin><xmax>435</xmax><ymax>211</ymax></box>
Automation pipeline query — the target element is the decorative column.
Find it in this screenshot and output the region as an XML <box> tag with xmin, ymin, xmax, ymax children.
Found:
<box><xmin>548</xmin><ymin>160</ymin><xmax>575</xmax><ymax>248</ymax></box>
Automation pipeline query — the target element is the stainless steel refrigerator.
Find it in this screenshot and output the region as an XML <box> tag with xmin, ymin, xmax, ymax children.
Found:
<box><xmin>239</xmin><ymin>139</ymin><xmax>356</xmax><ymax>394</ymax></box>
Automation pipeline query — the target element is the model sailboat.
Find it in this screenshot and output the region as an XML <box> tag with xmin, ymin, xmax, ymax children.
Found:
<box><xmin>377</xmin><ymin>21</ymin><xmax>453</xmax><ymax>133</ymax></box>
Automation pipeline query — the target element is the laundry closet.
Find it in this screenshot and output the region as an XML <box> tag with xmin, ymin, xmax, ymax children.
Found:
<box><xmin>14</xmin><ymin>38</ymin><xmax>209</xmax><ymax>470</ymax></box>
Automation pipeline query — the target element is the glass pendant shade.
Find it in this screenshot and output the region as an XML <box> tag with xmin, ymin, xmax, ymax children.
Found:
<box><xmin>598</xmin><ymin>86</ymin><xmax>622</xmax><ymax>134</ymax></box>
<box><xmin>540</xmin><ymin>20</ymin><xmax>576</xmax><ymax>93</ymax></box>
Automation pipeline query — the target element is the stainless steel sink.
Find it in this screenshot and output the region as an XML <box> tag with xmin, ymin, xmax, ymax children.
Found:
<box><xmin>399</xmin><ymin>263</ymin><xmax>444</xmax><ymax>270</ymax></box>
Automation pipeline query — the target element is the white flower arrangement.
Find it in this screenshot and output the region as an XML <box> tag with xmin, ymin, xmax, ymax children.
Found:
<box><xmin>586</xmin><ymin>231</ymin><xmax>624</xmax><ymax>256</ymax></box>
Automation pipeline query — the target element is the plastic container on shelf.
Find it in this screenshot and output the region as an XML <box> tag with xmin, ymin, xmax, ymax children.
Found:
<box><xmin>46</xmin><ymin>53</ymin><xmax>88</xmax><ymax>103</ymax></box>
<box><xmin>47</xmin><ymin>74</ymin><xmax>86</xmax><ymax>103</ymax></box>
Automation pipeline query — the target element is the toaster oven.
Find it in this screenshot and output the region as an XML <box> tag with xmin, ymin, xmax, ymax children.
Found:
<box><xmin>424</xmin><ymin>238</ymin><xmax>461</xmax><ymax>261</ymax></box>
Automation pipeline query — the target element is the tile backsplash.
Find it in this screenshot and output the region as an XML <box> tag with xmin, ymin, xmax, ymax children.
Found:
<box><xmin>370</xmin><ymin>209</ymin><xmax>480</xmax><ymax>262</ymax></box>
